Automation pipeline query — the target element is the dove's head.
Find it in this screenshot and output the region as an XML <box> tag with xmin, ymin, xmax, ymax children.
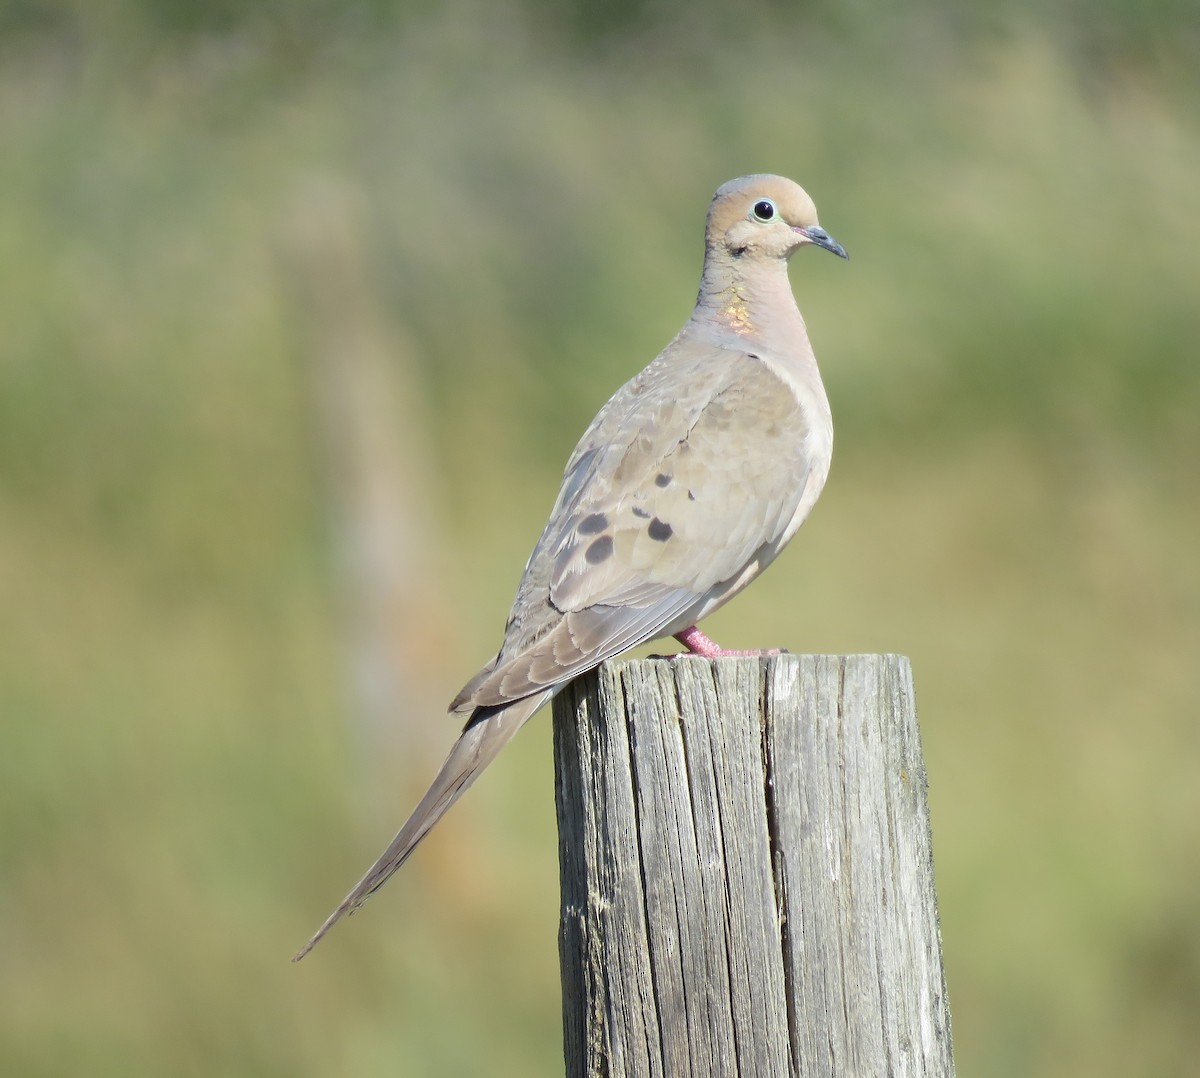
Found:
<box><xmin>706</xmin><ymin>175</ymin><xmax>847</xmax><ymax>263</ymax></box>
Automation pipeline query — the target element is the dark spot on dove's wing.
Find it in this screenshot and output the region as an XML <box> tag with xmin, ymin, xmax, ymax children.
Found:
<box><xmin>585</xmin><ymin>535</ymin><xmax>614</xmax><ymax>564</ymax></box>
<box><xmin>687</xmin><ymin>490</ymin><xmax>696</xmax><ymax>501</ymax></box>
<box><xmin>655</xmin><ymin>473</ymin><xmax>672</xmax><ymax>487</ymax></box>
<box><xmin>578</xmin><ymin>512</ymin><xmax>608</xmax><ymax>535</ymax></box>
<box><xmin>631</xmin><ymin>506</ymin><xmax>650</xmax><ymax>519</ymax></box>
<box><xmin>648</xmin><ymin>518</ymin><xmax>673</xmax><ymax>542</ymax></box>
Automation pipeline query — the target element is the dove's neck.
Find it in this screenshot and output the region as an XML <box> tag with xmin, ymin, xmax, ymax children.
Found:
<box><xmin>692</xmin><ymin>254</ymin><xmax>814</xmax><ymax>364</ymax></box>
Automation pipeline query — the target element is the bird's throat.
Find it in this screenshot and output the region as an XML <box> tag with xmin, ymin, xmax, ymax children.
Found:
<box><xmin>718</xmin><ymin>283</ymin><xmax>756</xmax><ymax>336</ymax></box>
<box><xmin>696</xmin><ymin>262</ymin><xmax>806</xmax><ymax>349</ymax></box>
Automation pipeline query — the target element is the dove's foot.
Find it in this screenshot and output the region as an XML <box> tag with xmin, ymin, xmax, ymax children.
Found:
<box><xmin>672</xmin><ymin>626</ymin><xmax>787</xmax><ymax>658</ymax></box>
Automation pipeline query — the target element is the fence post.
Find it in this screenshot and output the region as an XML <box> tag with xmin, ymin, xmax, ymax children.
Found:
<box><xmin>552</xmin><ymin>653</ymin><xmax>954</xmax><ymax>1077</ymax></box>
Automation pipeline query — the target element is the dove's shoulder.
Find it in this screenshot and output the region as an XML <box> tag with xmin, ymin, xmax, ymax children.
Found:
<box><xmin>553</xmin><ymin>330</ymin><xmax>741</xmax><ymax>497</ymax></box>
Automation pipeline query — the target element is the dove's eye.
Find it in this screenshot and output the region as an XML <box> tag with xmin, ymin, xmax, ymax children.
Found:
<box><xmin>752</xmin><ymin>199</ymin><xmax>776</xmax><ymax>222</ymax></box>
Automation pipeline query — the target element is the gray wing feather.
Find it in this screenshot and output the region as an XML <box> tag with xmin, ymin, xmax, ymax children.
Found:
<box><xmin>457</xmin><ymin>342</ymin><xmax>810</xmax><ymax>710</ymax></box>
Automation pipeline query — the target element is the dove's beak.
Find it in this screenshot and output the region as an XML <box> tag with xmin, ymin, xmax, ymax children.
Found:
<box><xmin>797</xmin><ymin>225</ymin><xmax>848</xmax><ymax>260</ymax></box>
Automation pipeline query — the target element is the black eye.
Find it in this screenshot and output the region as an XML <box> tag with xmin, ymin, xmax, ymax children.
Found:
<box><xmin>752</xmin><ymin>199</ymin><xmax>776</xmax><ymax>222</ymax></box>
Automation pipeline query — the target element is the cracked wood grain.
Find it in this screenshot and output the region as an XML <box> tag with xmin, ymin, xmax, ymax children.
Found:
<box><xmin>553</xmin><ymin>654</ymin><xmax>954</xmax><ymax>1078</ymax></box>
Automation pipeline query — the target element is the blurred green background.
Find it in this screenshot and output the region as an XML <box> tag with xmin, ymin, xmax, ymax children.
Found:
<box><xmin>2</xmin><ymin>1</ymin><xmax>1198</xmax><ymax>1074</ymax></box>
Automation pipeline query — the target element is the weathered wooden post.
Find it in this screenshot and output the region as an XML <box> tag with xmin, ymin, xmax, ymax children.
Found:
<box><xmin>553</xmin><ymin>653</ymin><xmax>954</xmax><ymax>1077</ymax></box>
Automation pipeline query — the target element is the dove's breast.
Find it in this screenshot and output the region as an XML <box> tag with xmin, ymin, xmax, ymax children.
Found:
<box><xmin>757</xmin><ymin>346</ymin><xmax>833</xmax><ymax>549</ymax></box>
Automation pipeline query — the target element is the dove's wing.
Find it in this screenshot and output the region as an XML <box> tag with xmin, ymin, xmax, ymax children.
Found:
<box><xmin>455</xmin><ymin>337</ymin><xmax>819</xmax><ymax>710</ymax></box>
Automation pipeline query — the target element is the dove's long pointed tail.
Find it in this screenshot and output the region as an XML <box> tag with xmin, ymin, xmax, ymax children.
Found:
<box><xmin>293</xmin><ymin>691</ymin><xmax>550</xmax><ymax>961</ymax></box>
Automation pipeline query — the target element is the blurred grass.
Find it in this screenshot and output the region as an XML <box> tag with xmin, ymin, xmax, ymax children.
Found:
<box><xmin>1</xmin><ymin>2</ymin><xmax>1198</xmax><ymax>1075</ymax></box>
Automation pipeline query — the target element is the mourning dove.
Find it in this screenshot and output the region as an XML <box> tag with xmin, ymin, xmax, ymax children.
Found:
<box><xmin>294</xmin><ymin>174</ymin><xmax>847</xmax><ymax>960</ymax></box>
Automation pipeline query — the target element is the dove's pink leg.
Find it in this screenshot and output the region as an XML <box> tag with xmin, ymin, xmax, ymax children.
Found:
<box><xmin>673</xmin><ymin>625</ymin><xmax>785</xmax><ymax>658</ymax></box>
